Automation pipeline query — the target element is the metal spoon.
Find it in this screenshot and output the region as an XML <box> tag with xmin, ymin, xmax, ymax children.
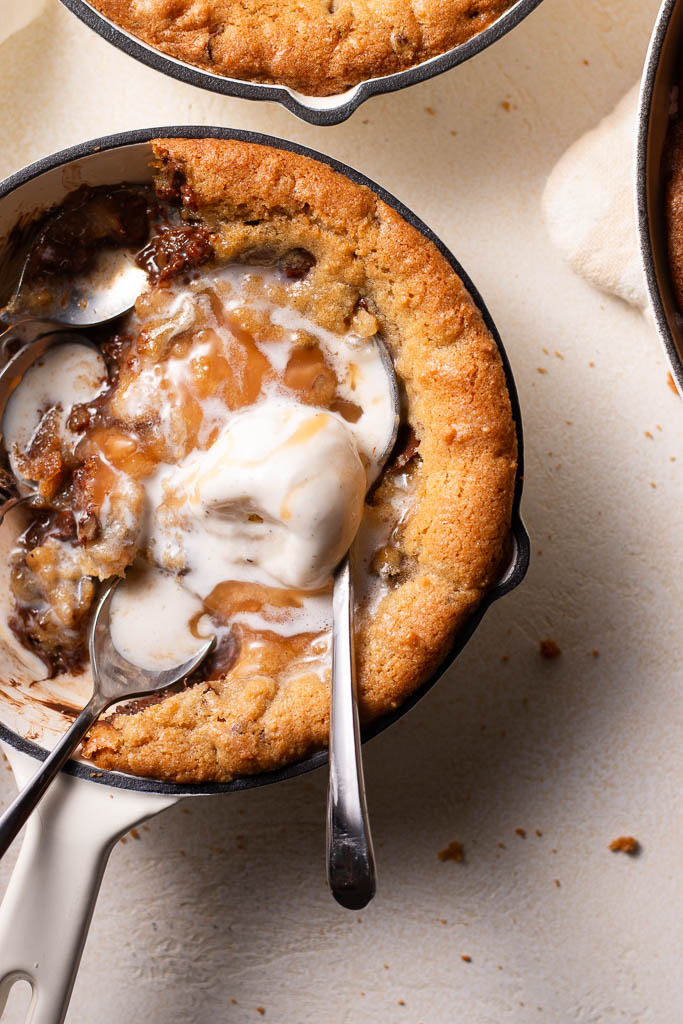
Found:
<box><xmin>0</xmin><ymin>328</ymin><xmax>108</xmax><ymax>520</ymax></box>
<box><xmin>327</xmin><ymin>336</ymin><xmax>400</xmax><ymax>910</ymax></box>
<box><xmin>2</xmin><ymin>215</ymin><xmax>147</xmax><ymax>330</ymax></box>
<box><xmin>0</xmin><ymin>579</ymin><xmax>215</xmax><ymax>859</ymax></box>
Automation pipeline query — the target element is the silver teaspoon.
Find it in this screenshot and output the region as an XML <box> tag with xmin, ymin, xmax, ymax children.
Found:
<box><xmin>0</xmin><ymin>328</ymin><xmax>108</xmax><ymax>519</ymax></box>
<box><xmin>0</xmin><ymin>579</ymin><xmax>215</xmax><ymax>859</ymax></box>
<box><xmin>2</xmin><ymin>209</ymin><xmax>147</xmax><ymax>330</ymax></box>
<box><xmin>327</xmin><ymin>335</ymin><xmax>400</xmax><ymax>910</ymax></box>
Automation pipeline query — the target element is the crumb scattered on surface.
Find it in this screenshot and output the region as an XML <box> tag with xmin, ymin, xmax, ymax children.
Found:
<box><xmin>539</xmin><ymin>639</ymin><xmax>561</xmax><ymax>660</ymax></box>
<box><xmin>553</xmin><ymin>878</ymin><xmax>561</xmax><ymax>888</ymax></box>
<box><xmin>592</xmin><ymin>649</ymin><xmax>600</xmax><ymax>658</ymax></box>
<box><xmin>515</xmin><ymin>828</ymin><xmax>526</xmax><ymax>839</ymax></box>
<box><xmin>536</xmin><ymin>366</ymin><xmax>547</xmax><ymax>374</ymax></box>
<box><xmin>608</xmin><ymin>835</ymin><xmax>640</xmax><ymax>855</ymax></box>
<box><xmin>502</xmin><ymin>100</ymin><xmax>511</xmax><ymax>111</ymax></box>
<box><xmin>130</xmin><ymin>828</ymin><xmax>140</xmax><ymax>840</ymax></box>
<box><xmin>461</xmin><ymin>954</ymin><xmax>472</xmax><ymax>963</ymax></box>
<box><xmin>645</xmin><ymin>430</ymin><xmax>653</xmax><ymax>439</ymax></box>
<box><xmin>498</xmin><ymin>842</ymin><xmax>506</xmax><ymax>849</ymax></box>
<box><xmin>438</xmin><ymin>840</ymin><xmax>464</xmax><ymax>863</ymax></box>
<box><xmin>256</xmin><ymin>1008</ymin><xmax>265</xmax><ymax>1016</ymax></box>
<box><xmin>668</xmin><ymin>372</ymin><xmax>679</xmax><ymax>394</ymax></box>
<box><xmin>501</xmin><ymin>654</ymin><xmax>509</xmax><ymax>663</ymax></box>
<box><xmin>425</xmin><ymin>106</ymin><xmax>435</xmax><ymax>115</ymax></box>
<box><xmin>650</xmin><ymin>482</ymin><xmax>657</xmax><ymax>489</ymax></box>
<box><xmin>450</xmin><ymin>130</ymin><xmax>457</xmax><ymax>136</ymax></box>
<box><xmin>398</xmin><ymin>1000</ymin><xmax>406</xmax><ymax>1006</ymax></box>
<box><xmin>535</xmin><ymin>829</ymin><xmax>543</xmax><ymax>837</ymax></box>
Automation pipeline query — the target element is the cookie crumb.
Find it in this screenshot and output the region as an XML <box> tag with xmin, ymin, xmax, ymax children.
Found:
<box><xmin>256</xmin><ymin>1008</ymin><xmax>266</xmax><ymax>1016</ymax></box>
<box><xmin>667</xmin><ymin>372</ymin><xmax>679</xmax><ymax>394</ymax></box>
<box><xmin>592</xmin><ymin>649</ymin><xmax>600</xmax><ymax>658</ymax></box>
<box><xmin>501</xmin><ymin>100</ymin><xmax>511</xmax><ymax>111</ymax></box>
<box><xmin>398</xmin><ymin>1000</ymin><xmax>406</xmax><ymax>1006</ymax></box>
<box><xmin>608</xmin><ymin>835</ymin><xmax>640</xmax><ymax>855</ymax></box>
<box><xmin>535</xmin><ymin>829</ymin><xmax>543</xmax><ymax>837</ymax></box>
<box><xmin>461</xmin><ymin>954</ymin><xmax>472</xmax><ymax>963</ymax></box>
<box><xmin>425</xmin><ymin>106</ymin><xmax>436</xmax><ymax>115</ymax></box>
<box><xmin>438</xmin><ymin>840</ymin><xmax>464</xmax><ymax>863</ymax></box>
<box><xmin>515</xmin><ymin>828</ymin><xmax>526</xmax><ymax>839</ymax></box>
<box><xmin>553</xmin><ymin>878</ymin><xmax>560</xmax><ymax>888</ymax></box>
<box><xmin>644</xmin><ymin>430</ymin><xmax>654</xmax><ymax>439</ymax></box>
<box><xmin>536</xmin><ymin>366</ymin><xmax>547</xmax><ymax>374</ymax></box>
<box><xmin>130</xmin><ymin>828</ymin><xmax>140</xmax><ymax>840</ymax></box>
<box><xmin>539</xmin><ymin>639</ymin><xmax>561</xmax><ymax>660</ymax></box>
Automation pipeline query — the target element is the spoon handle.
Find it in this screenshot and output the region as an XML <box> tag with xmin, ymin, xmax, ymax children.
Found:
<box><xmin>0</xmin><ymin>694</ymin><xmax>107</xmax><ymax>859</ymax></box>
<box><xmin>327</xmin><ymin>556</ymin><xmax>376</xmax><ymax>910</ymax></box>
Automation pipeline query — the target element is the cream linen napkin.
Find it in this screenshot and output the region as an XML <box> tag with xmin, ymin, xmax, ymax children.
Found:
<box><xmin>542</xmin><ymin>84</ymin><xmax>647</xmax><ymax>311</ymax></box>
<box><xmin>2</xmin><ymin>0</ymin><xmax>47</xmax><ymax>45</ymax></box>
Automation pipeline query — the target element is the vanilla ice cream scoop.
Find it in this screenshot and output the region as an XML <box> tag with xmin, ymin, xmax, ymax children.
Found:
<box><xmin>150</xmin><ymin>398</ymin><xmax>368</xmax><ymax>593</ymax></box>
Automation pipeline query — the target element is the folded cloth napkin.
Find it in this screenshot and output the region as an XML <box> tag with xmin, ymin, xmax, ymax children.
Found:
<box><xmin>1</xmin><ymin>0</ymin><xmax>46</xmax><ymax>46</ymax></box>
<box><xmin>542</xmin><ymin>84</ymin><xmax>647</xmax><ymax>311</ymax></box>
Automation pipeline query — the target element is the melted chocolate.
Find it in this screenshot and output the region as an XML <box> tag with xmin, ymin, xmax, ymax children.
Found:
<box><xmin>136</xmin><ymin>225</ymin><xmax>215</xmax><ymax>284</ymax></box>
<box><xmin>23</xmin><ymin>184</ymin><xmax>154</xmax><ymax>285</ymax></box>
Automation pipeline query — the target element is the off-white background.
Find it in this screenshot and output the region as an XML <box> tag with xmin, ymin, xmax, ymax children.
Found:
<box><xmin>1</xmin><ymin>0</ymin><xmax>682</xmax><ymax>1021</ymax></box>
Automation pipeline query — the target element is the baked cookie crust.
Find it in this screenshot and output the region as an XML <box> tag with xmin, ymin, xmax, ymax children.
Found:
<box><xmin>91</xmin><ymin>0</ymin><xmax>515</xmax><ymax>96</ymax></box>
<box><xmin>75</xmin><ymin>138</ymin><xmax>517</xmax><ymax>783</ymax></box>
<box><xmin>665</xmin><ymin>112</ymin><xmax>683</xmax><ymax>311</ymax></box>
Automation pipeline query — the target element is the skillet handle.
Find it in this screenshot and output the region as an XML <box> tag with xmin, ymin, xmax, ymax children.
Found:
<box><xmin>0</xmin><ymin>745</ymin><xmax>176</xmax><ymax>1024</ymax></box>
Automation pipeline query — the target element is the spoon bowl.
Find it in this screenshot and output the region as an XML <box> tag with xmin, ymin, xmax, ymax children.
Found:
<box><xmin>7</xmin><ymin>246</ymin><xmax>147</xmax><ymax>330</ymax></box>
<box><xmin>0</xmin><ymin>578</ymin><xmax>215</xmax><ymax>859</ymax></box>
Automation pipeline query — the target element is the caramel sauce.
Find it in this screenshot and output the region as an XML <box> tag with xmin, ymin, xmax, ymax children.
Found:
<box><xmin>284</xmin><ymin>343</ymin><xmax>337</xmax><ymax>404</ymax></box>
<box><xmin>329</xmin><ymin>397</ymin><xmax>363</xmax><ymax>423</ymax></box>
<box><xmin>204</xmin><ymin>579</ymin><xmax>330</xmax><ymax>622</ymax></box>
<box><xmin>9</xmin><ymin>265</ymin><xmax>389</xmax><ymax>685</ymax></box>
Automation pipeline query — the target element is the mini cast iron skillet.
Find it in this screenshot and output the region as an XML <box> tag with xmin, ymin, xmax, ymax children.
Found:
<box><xmin>0</xmin><ymin>128</ymin><xmax>530</xmax><ymax>1024</ymax></box>
<box><xmin>637</xmin><ymin>0</ymin><xmax>683</xmax><ymax>393</ymax></box>
<box><xmin>58</xmin><ymin>0</ymin><xmax>545</xmax><ymax>126</ymax></box>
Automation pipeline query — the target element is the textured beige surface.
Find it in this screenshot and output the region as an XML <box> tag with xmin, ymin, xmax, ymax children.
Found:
<box><xmin>1</xmin><ymin>0</ymin><xmax>682</xmax><ymax>1021</ymax></box>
